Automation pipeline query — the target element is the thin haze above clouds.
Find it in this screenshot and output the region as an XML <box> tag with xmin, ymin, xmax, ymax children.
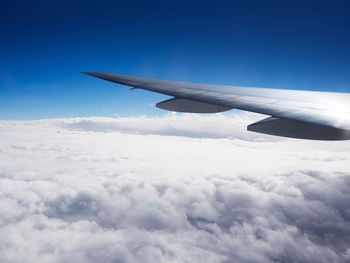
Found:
<box><xmin>0</xmin><ymin>113</ymin><xmax>350</xmax><ymax>263</ymax></box>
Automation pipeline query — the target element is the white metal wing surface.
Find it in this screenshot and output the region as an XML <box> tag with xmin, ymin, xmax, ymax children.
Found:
<box><xmin>81</xmin><ymin>72</ymin><xmax>350</xmax><ymax>140</ymax></box>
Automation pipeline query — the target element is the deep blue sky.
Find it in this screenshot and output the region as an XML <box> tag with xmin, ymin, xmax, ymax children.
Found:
<box><xmin>1</xmin><ymin>0</ymin><xmax>350</xmax><ymax>119</ymax></box>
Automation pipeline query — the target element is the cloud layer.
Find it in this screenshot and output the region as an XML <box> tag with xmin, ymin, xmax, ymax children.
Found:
<box><xmin>59</xmin><ymin>112</ymin><xmax>275</xmax><ymax>141</ymax></box>
<box><xmin>0</xmin><ymin>113</ymin><xmax>349</xmax><ymax>263</ymax></box>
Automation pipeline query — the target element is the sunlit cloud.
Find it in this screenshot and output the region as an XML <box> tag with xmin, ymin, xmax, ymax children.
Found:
<box><xmin>0</xmin><ymin>113</ymin><xmax>349</xmax><ymax>263</ymax></box>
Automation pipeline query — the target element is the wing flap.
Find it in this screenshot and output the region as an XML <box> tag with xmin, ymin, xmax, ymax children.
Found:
<box><xmin>156</xmin><ymin>98</ymin><xmax>232</xmax><ymax>113</ymax></box>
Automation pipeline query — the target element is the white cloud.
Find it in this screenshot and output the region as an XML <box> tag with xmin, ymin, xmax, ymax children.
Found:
<box><xmin>59</xmin><ymin>112</ymin><xmax>277</xmax><ymax>141</ymax></box>
<box><xmin>0</xmin><ymin>113</ymin><xmax>349</xmax><ymax>263</ymax></box>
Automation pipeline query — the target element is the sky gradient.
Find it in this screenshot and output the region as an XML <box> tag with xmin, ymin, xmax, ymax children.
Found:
<box><xmin>1</xmin><ymin>0</ymin><xmax>350</xmax><ymax>119</ymax></box>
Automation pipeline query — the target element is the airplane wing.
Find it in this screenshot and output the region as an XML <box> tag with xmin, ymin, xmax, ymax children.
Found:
<box><xmin>81</xmin><ymin>71</ymin><xmax>350</xmax><ymax>140</ymax></box>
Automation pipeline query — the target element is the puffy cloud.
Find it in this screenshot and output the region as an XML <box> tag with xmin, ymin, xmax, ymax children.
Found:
<box><xmin>0</xmin><ymin>113</ymin><xmax>349</xmax><ymax>263</ymax></box>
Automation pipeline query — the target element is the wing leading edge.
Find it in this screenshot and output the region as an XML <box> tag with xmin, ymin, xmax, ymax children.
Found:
<box><xmin>81</xmin><ymin>71</ymin><xmax>350</xmax><ymax>140</ymax></box>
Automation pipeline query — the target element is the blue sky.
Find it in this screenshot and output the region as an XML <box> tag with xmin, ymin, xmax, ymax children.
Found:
<box><xmin>1</xmin><ymin>0</ymin><xmax>350</xmax><ymax>119</ymax></box>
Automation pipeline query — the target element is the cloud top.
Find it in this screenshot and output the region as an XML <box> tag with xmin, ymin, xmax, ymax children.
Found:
<box><xmin>59</xmin><ymin>112</ymin><xmax>277</xmax><ymax>141</ymax></box>
<box><xmin>0</xmin><ymin>113</ymin><xmax>349</xmax><ymax>263</ymax></box>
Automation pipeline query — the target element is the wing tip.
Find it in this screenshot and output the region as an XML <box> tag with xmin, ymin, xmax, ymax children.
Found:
<box><xmin>79</xmin><ymin>71</ymin><xmax>99</xmax><ymax>76</ymax></box>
